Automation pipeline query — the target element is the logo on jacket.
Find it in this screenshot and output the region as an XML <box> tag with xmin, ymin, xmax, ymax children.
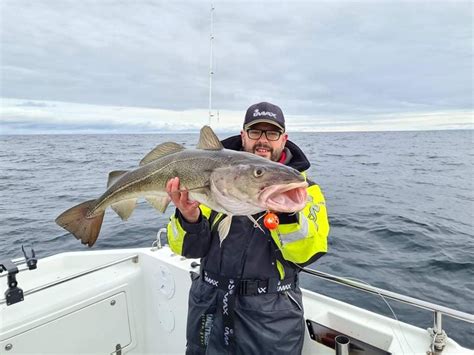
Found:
<box><xmin>276</xmin><ymin>283</ymin><xmax>292</xmax><ymax>292</ymax></box>
<box><xmin>224</xmin><ymin>326</ymin><xmax>234</xmax><ymax>346</ymax></box>
<box><xmin>204</xmin><ymin>272</ymin><xmax>219</xmax><ymax>287</ymax></box>
<box><xmin>200</xmin><ymin>313</ymin><xmax>214</xmax><ymax>346</ymax></box>
<box><xmin>222</xmin><ymin>279</ymin><xmax>235</xmax><ymax>316</ymax></box>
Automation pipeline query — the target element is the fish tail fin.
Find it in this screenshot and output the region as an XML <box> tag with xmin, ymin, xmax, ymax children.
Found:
<box><xmin>55</xmin><ymin>200</ymin><xmax>105</xmax><ymax>247</ymax></box>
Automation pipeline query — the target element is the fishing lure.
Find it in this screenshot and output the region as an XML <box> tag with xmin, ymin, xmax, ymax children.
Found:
<box><xmin>263</xmin><ymin>212</ymin><xmax>279</xmax><ymax>230</ymax></box>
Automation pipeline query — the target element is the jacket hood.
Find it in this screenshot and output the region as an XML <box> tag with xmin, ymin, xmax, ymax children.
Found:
<box><xmin>220</xmin><ymin>135</ymin><xmax>310</xmax><ymax>172</ymax></box>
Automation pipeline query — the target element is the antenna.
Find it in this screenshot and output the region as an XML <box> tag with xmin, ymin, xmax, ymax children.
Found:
<box><xmin>208</xmin><ymin>4</ymin><xmax>215</xmax><ymax>126</ymax></box>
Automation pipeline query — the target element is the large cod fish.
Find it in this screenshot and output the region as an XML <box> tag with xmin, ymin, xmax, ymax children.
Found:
<box><xmin>56</xmin><ymin>126</ymin><xmax>308</xmax><ymax>247</ymax></box>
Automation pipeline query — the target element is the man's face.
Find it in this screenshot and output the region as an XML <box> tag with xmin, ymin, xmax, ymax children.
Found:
<box><xmin>241</xmin><ymin>122</ymin><xmax>288</xmax><ymax>161</ymax></box>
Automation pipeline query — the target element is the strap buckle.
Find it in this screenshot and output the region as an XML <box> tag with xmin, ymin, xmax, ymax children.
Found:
<box><xmin>239</xmin><ymin>280</ymin><xmax>259</xmax><ymax>296</ymax></box>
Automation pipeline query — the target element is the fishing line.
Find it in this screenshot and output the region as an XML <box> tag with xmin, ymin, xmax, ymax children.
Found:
<box><xmin>342</xmin><ymin>276</ymin><xmax>414</xmax><ymax>355</ymax></box>
<box><xmin>295</xmin><ymin>263</ymin><xmax>416</xmax><ymax>354</ymax></box>
<box><xmin>249</xmin><ymin>214</ymin><xmax>265</xmax><ymax>232</ymax></box>
<box><xmin>50</xmin><ymin>231</ymin><xmax>77</xmax><ymax>241</ymax></box>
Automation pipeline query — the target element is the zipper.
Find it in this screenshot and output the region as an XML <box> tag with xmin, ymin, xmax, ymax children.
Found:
<box><xmin>287</xmin><ymin>292</ymin><xmax>303</xmax><ymax>311</ymax></box>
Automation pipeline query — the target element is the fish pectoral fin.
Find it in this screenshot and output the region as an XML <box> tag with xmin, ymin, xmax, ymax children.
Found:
<box><xmin>140</xmin><ymin>142</ymin><xmax>185</xmax><ymax>166</ymax></box>
<box><xmin>146</xmin><ymin>196</ymin><xmax>171</xmax><ymax>213</ymax></box>
<box><xmin>218</xmin><ymin>215</ymin><xmax>232</xmax><ymax>245</ymax></box>
<box><xmin>196</xmin><ymin>126</ymin><xmax>224</xmax><ymax>150</ymax></box>
<box><xmin>107</xmin><ymin>170</ymin><xmax>129</xmax><ymax>188</ymax></box>
<box><xmin>111</xmin><ymin>199</ymin><xmax>137</xmax><ymax>221</ymax></box>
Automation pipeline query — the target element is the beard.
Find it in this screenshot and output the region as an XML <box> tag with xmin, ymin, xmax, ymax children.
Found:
<box><xmin>245</xmin><ymin>143</ymin><xmax>282</xmax><ymax>162</ymax></box>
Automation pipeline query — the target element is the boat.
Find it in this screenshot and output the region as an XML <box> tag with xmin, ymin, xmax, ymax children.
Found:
<box><xmin>1</xmin><ymin>229</ymin><xmax>473</xmax><ymax>354</ymax></box>
<box><xmin>2</xmin><ymin>5</ymin><xmax>472</xmax><ymax>354</ymax></box>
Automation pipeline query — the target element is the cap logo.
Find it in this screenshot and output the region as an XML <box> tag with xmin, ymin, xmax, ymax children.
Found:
<box><xmin>253</xmin><ymin>108</ymin><xmax>277</xmax><ymax>118</ymax></box>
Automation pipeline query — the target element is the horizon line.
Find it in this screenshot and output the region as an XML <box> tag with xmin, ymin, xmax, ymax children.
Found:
<box><xmin>1</xmin><ymin>127</ymin><xmax>472</xmax><ymax>136</ymax></box>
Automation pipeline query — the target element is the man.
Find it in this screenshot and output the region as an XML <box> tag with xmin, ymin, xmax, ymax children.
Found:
<box><xmin>166</xmin><ymin>102</ymin><xmax>329</xmax><ymax>354</ymax></box>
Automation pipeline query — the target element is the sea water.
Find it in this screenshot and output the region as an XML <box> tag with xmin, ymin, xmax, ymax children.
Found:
<box><xmin>1</xmin><ymin>130</ymin><xmax>473</xmax><ymax>347</ymax></box>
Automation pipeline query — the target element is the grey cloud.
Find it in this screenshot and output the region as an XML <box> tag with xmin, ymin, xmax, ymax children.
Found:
<box><xmin>1</xmin><ymin>1</ymin><xmax>472</xmax><ymax>119</ymax></box>
<box><xmin>209</xmin><ymin>2</ymin><xmax>472</xmax><ymax>115</ymax></box>
<box><xmin>0</xmin><ymin>115</ymin><xmax>204</xmax><ymax>135</ymax></box>
<box><xmin>15</xmin><ymin>101</ymin><xmax>53</xmax><ymax>108</ymax></box>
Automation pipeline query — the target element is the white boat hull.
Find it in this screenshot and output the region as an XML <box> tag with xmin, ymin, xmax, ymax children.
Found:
<box><xmin>1</xmin><ymin>247</ymin><xmax>472</xmax><ymax>354</ymax></box>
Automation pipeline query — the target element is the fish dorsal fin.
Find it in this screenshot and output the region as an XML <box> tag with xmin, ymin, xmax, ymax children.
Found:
<box><xmin>107</xmin><ymin>170</ymin><xmax>129</xmax><ymax>188</ymax></box>
<box><xmin>140</xmin><ymin>142</ymin><xmax>185</xmax><ymax>166</ymax></box>
<box><xmin>197</xmin><ymin>126</ymin><xmax>224</xmax><ymax>150</ymax></box>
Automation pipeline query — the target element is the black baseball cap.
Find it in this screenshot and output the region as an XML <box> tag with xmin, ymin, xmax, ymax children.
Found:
<box><xmin>243</xmin><ymin>102</ymin><xmax>285</xmax><ymax>132</ymax></box>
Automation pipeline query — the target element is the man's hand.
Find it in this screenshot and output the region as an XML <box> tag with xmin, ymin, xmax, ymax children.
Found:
<box><xmin>166</xmin><ymin>177</ymin><xmax>200</xmax><ymax>223</ymax></box>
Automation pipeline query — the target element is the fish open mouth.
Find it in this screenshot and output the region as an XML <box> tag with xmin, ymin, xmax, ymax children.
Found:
<box><xmin>259</xmin><ymin>181</ymin><xmax>308</xmax><ymax>213</ymax></box>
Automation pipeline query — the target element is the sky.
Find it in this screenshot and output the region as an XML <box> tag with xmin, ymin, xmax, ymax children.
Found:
<box><xmin>0</xmin><ymin>0</ymin><xmax>472</xmax><ymax>134</ymax></box>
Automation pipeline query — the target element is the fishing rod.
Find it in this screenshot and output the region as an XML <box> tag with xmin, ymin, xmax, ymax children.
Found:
<box><xmin>208</xmin><ymin>4</ymin><xmax>215</xmax><ymax>126</ymax></box>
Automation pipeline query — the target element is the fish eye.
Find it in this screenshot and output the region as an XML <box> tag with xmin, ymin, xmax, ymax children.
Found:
<box><xmin>254</xmin><ymin>168</ymin><xmax>264</xmax><ymax>177</ymax></box>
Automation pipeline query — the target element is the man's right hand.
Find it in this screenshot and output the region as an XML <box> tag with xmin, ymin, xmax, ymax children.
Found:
<box><xmin>166</xmin><ymin>177</ymin><xmax>200</xmax><ymax>223</ymax></box>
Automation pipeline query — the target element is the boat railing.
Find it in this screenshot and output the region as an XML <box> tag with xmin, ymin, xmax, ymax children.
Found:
<box><xmin>300</xmin><ymin>266</ymin><xmax>473</xmax><ymax>323</ymax></box>
<box><xmin>0</xmin><ymin>254</ymin><xmax>138</xmax><ymax>306</ymax></box>
<box><xmin>299</xmin><ymin>266</ymin><xmax>473</xmax><ymax>352</ymax></box>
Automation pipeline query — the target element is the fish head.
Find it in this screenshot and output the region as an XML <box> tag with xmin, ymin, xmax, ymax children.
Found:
<box><xmin>210</xmin><ymin>162</ymin><xmax>308</xmax><ymax>215</ymax></box>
